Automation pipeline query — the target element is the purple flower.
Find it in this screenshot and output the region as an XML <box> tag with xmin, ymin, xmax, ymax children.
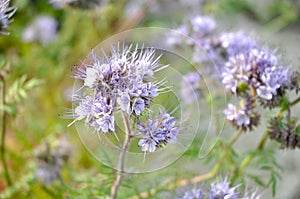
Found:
<box><xmin>94</xmin><ymin>114</ymin><xmax>115</xmax><ymax>133</ymax></box>
<box><xmin>224</xmin><ymin>97</ymin><xmax>259</xmax><ymax>131</ymax></box>
<box><xmin>74</xmin><ymin>96</ymin><xmax>93</xmax><ymax>121</ymax></box>
<box><xmin>209</xmin><ymin>179</ymin><xmax>239</xmax><ymax>199</ymax></box>
<box><xmin>132</xmin><ymin>98</ymin><xmax>145</xmax><ymax>115</ymax></box>
<box><xmin>191</xmin><ymin>15</ymin><xmax>216</xmax><ymax>37</ymax></box>
<box><xmin>0</xmin><ymin>0</ymin><xmax>16</xmax><ymax>35</ymax></box>
<box><xmin>219</xmin><ymin>31</ymin><xmax>257</xmax><ymax>57</ymax></box>
<box><xmin>224</xmin><ymin>104</ymin><xmax>237</xmax><ymax>121</ymax></box>
<box><xmin>225</xmin><ymin>103</ymin><xmax>250</xmax><ymax>127</ymax></box>
<box><xmin>181</xmin><ymin>178</ymin><xmax>261</xmax><ymax>199</ymax></box>
<box><xmin>22</xmin><ymin>15</ymin><xmax>58</xmax><ymax>45</ymax></box>
<box><xmin>117</xmin><ymin>92</ymin><xmax>131</xmax><ymax>113</ymax></box>
<box><xmin>138</xmin><ymin>138</ymin><xmax>157</xmax><ymax>153</ymax></box>
<box><xmin>221</xmin><ymin>48</ymin><xmax>291</xmax><ymax>101</ymax></box>
<box><xmin>137</xmin><ymin>111</ymin><xmax>180</xmax><ymax>153</ymax></box>
<box><xmin>69</xmin><ymin>43</ymin><xmax>168</xmax><ymax>133</ymax></box>
<box><xmin>182</xmin><ymin>188</ymin><xmax>204</xmax><ymax>199</ymax></box>
<box><xmin>92</xmin><ymin>96</ymin><xmax>113</xmax><ymax>116</ymax></box>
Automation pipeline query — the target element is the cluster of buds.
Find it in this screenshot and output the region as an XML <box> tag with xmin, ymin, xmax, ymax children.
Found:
<box><xmin>268</xmin><ymin>115</ymin><xmax>300</xmax><ymax>149</ymax></box>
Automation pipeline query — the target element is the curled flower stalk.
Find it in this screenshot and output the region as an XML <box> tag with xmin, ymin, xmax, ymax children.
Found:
<box><xmin>67</xmin><ymin>43</ymin><xmax>180</xmax><ymax>198</ymax></box>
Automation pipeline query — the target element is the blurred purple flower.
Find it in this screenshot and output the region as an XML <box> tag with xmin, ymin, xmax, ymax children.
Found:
<box><xmin>181</xmin><ymin>71</ymin><xmax>202</xmax><ymax>104</ymax></box>
<box><xmin>182</xmin><ymin>188</ymin><xmax>204</xmax><ymax>199</ymax></box>
<box><xmin>22</xmin><ymin>15</ymin><xmax>58</xmax><ymax>45</ymax></box>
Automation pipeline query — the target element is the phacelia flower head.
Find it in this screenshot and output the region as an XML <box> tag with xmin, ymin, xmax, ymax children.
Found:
<box><xmin>0</xmin><ymin>0</ymin><xmax>16</xmax><ymax>35</ymax></box>
<box><xmin>224</xmin><ymin>97</ymin><xmax>259</xmax><ymax>131</ymax></box>
<box><xmin>70</xmin><ymin>43</ymin><xmax>168</xmax><ymax>133</ymax></box>
<box><xmin>22</xmin><ymin>15</ymin><xmax>58</xmax><ymax>45</ymax></box>
<box><xmin>209</xmin><ymin>179</ymin><xmax>239</xmax><ymax>199</ymax></box>
<box><xmin>138</xmin><ymin>109</ymin><xmax>180</xmax><ymax>153</ymax></box>
<box><xmin>222</xmin><ymin>48</ymin><xmax>291</xmax><ymax>108</ymax></box>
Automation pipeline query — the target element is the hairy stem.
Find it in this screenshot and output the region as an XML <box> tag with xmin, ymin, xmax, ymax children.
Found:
<box><xmin>111</xmin><ymin>112</ymin><xmax>132</xmax><ymax>199</ymax></box>
<box><xmin>0</xmin><ymin>74</ymin><xmax>12</xmax><ymax>186</ymax></box>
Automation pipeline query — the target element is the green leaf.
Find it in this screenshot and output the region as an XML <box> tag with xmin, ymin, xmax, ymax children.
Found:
<box><xmin>247</xmin><ymin>174</ymin><xmax>267</xmax><ymax>187</ymax></box>
<box><xmin>1</xmin><ymin>103</ymin><xmax>18</xmax><ymax>116</ymax></box>
<box><xmin>7</xmin><ymin>76</ymin><xmax>43</xmax><ymax>104</ymax></box>
<box><xmin>278</xmin><ymin>95</ymin><xmax>289</xmax><ymax>110</ymax></box>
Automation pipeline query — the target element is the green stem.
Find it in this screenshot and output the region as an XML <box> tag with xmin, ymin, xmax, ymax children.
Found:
<box><xmin>290</xmin><ymin>96</ymin><xmax>300</xmax><ymax>107</ymax></box>
<box><xmin>0</xmin><ymin>74</ymin><xmax>12</xmax><ymax>186</ymax></box>
<box><xmin>111</xmin><ymin>112</ymin><xmax>132</xmax><ymax>199</ymax></box>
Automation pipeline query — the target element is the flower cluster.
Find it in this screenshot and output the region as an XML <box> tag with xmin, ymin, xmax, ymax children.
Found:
<box><xmin>222</xmin><ymin>48</ymin><xmax>290</xmax><ymax>104</ymax></box>
<box><xmin>138</xmin><ymin>110</ymin><xmax>179</xmax><ymax>153</ymax></box>
<box><xmin>166</xmin><ymin>15</ymin><xmax>257</xmax><ymax>68</ymax></box>
<box><xmin>0</xmin><ymin>0</ymin><xmax>16</xmax><ymax>35</ymax></box>
<box><xmin>22</xmin><ymin>15</ymin><xmax>58</xmax><ymax>45</ymax></box>
<box><xmin>70</xmin><ymin>44</ymin><xmax>166</xmax><ymax>133</ymax></box>
<box><xmin>181</xmin><ymin>178</ymin><xmax>260</xmax><ymax>199</ymax></box>
<box><xmin>169</xmin><ymin>14</ymin><xmax>299</xmax><ymax>132</ymax></box>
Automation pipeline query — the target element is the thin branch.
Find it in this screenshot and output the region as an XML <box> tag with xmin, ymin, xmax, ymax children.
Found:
<box><xmin>111</xmin><ymin>111</ymin><xmax>132</xmax><ymax>199</ymax></box>
<box><xmin>0</xmin><ymin>74</ymin><xmax>12</xmax><ymax>186</ymax></box>
<box><xmin>290</xmin><ymin>96</ymin><xmax>300</xmax><ymax>107</ymax></box>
